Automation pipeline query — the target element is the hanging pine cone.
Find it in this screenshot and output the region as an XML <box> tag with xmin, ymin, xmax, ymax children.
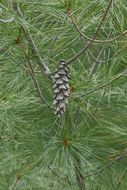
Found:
<box><xmin>53</xmin><ymin>61</ymin><xmax>70</xmax><ymax>117</ymax></box>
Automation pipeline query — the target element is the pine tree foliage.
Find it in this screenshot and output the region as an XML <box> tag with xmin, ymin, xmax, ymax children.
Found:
<box><xmin>0</xmin><ymin>0</ymin><xmax>127</xmax><ymax>189</ymax></box>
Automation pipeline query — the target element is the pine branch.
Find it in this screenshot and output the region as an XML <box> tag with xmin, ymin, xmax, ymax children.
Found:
<box><xmin>68</xmin><ymin>3</ymin><xmax>127</xmax><ymax>69</ymax></box>
<box><xmin>87</xmin><ymin>44</ymin><xmax>127</xmax><ymax>64</ymax></box>
<box><xmin>76</xmin><ymin>68</ymin><xmax>127</xmax><ymax>99</ymax></box>
<box><xmin>11</xmin><ymin>176</ymin><xmax>21</xmax><ymax>190</ymax></box>
<box><xmin>77</xmin><ymin>31</ymin><xmax>127</xmax><ymax>71</ymax></box>
<box><xmin>89</xmin><ymin>31</ymin><xmax>113</xmax><ymax>77</ymax></box>
<box><xmin>46</xmin><ymin>161</ymin><xmax>72</xmax><ymax>185</ymax></box>
<box><xmin>66</xmin><ymin>0</ymin><xmax>113</xmax><ymax>64</ymax></box>
<box><xmin>72</xmin><ymin>22</ymin><xmax>127</xmax><ymax>44</ymax></box>
<box><xmin>85</xmin><ymin>151</ymin><xmax>127</xmax><ymax>178</ymax></box>
<box><xmin>47</xmin><ymin>165</ymin><xmax>67</xmax><ymax>180</ymax></box>
<box><xmin>12</xmin><ymin>2</ymin><xmax>52</xmax><ymax>81</ymax></box>
<box><xmin>0</xmin><ymin>48</ymin><xmax>41</xmax><ymax>74</ymax></box>
<box><xmin>18</xmin><ymin>43</ymin><xmax>53</xmax><ymax>109</ymax></box>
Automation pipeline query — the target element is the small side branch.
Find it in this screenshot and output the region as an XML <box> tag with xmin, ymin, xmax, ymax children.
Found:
<box><xmin>66</xmin><ymin>0</ymin><xmax>113</xmax><ymax>64</ymax></box>
<box><xmin>28</xmin><ymin>61</ymin><xmax>52</xmax><ymax>107</ymax></box>
<box><xmin>18</xmin><ymin>44</ymin><xmax>52</xmax><ymax>108</ymax></box>
<box><xmin>12</xmin><ymin>2</ymin><xmax>52</xmax><ymax>80</ymax></box>
<box><xmin>73</xmin><ymin>23</ymin><xmax>127</xmax><ymax>44</ymax></box>
<box><xmin>89</xmin><ymin>31</ymin><xmax>113</xmax><ymax>77</ymax></box>
<box><xmin>0</xmin><ymin>17</ymin><xmax>14</xmax><ymax>23</ymax></box>
<box><xmin>46</xmin><ymin>162</ymin><xmax>72</xmax><ymax>185</ymax></box>
<box><xmin>87</xmin><ymin>44</ymin><xmax>127</xmax><ymax>64</ymax></box>
<box><xmin>85</xmin><ymin>151</ymin><xmax>127</xmax><ymax>178</ymax></box>
<box><xmin>11</xmin><ymin>176</ymin><xmax>21</xmax><ymax>190</ymax></box>
<box><xmin>0</xmin><ymin>48</ymin><xmax>41</xmax><ymax>74</ymax></box>
<box><xmin>47</xmin><ymin>165</ymin><xmax>67</xmax><ymax>180</ymax></box>
<box><xmin>76</xmin><ymin>69</ymin><xmax>127</xmax><ymax>99</ymax></box>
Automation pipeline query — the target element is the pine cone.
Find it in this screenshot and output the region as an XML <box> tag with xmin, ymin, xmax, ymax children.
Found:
<box><xmin>53</xmin><ymin>61</ymin><xmax>70</xmax><ymax>117</ymax></box>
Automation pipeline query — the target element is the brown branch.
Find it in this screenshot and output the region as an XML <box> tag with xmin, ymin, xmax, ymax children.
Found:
<box><xmin>47</xmin><ymin>165</ymin><xmax>67</xmax><ymax>180</ymax></box>
<box><xmin>89</xmin><ymin>31</ymin><xmax>113</xmax><ymax>77</ymax></box>
<box><xmin>76</xmin><ymin>69</ymin><xmax>127</xmax><ymax>99</ymax></box>
<box><xmin>28</xmin><ymin>61</ymin><xmax>52</xmax><ymax>107</ymax></box>
<box><xmin>66</xmin><ymin>0</ymin><xmax>113</xmax><ymax>64</ymax></box>
<box><xmin>18</xmin><ymin>44</ymin><xmax>53</xmax><ymax>109</ymax></box>
<box><xmin>87</xmin><ymin>43</ymin><xmax>127</xmax><ymax>64</ymax></box>
<box><xmin>11</xmin><ymin>176</ymin><xmax>21</xmax><ymax>190</ymax></box>
<box><xmin>0</xmin><ymin>48</ymin><xmax>41</xmax><ymax>74</ymax></box>
<box><xmin>92</xmin><ymin>0</ymin><xmax>113</xmax><ymax>39</ymax></box>
<box><xmin>73</xmin><ymin>23</ymin><xmax>127</xmax><ymax>44</ymax></box>
<box><xmin>68</xmin><ymin>8</ymin><xmax>127</xmax><ymax>44</ymax></box>
<box><xmin>115</xmin><ymin>167</ymin><xmax>127</xmax><ymax>190</ymax></box>
<box><xmin>4</xmin><ymin>48</ymin><xmax>41</xmax><ymax>73</ymax></box>
<box><xmin>85</xmin><ymin>151</ymin><xmax>127</xmax><ymax>178</ymax></box>
<box><xmin>44</xmin><ymin>155</ymin><xmax>72</xmax><ymax>185</ymax></box>
<box><xmin>46</xmin><ymin>162</ymin><xmax>72</xmax><ymax>185</ymax></box>
<box><xmin>79</xmin><ymin>31</ymin><xmax>127</xmax><ymax>67</ymax></box>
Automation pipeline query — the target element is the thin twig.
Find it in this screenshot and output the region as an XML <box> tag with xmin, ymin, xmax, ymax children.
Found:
<box><xmin>73</xmin><ymin>23</ymin><xmax>127</xmax><ymax>44</ymax></box>
<box><xmin>76</xmin><ymin>69</ymin><xmax>127</xmax><ymax>99</ymax></box>
<box><xmin>68</xmin><ymin>4</ymin><xmax>127</xmax><ymax>68</ymax></box>
<box><xmin>87</xmin><ymin>44</ymin><xmax>127</xmax><ymax>64</ymax></box>
<box><xmin>89</xmin><ymin>31</ymin><xmax>113</xmax><ymax>77</ymax></box>
<box><xmin>115</xmin><ymin>167</ymin><xmax>127</xmax><ymax>190</ymax></box>
<box><xmin>46</xmin><ymin>159</ymin><xmax>72</xmax><ymax>185</ymax></box>
<box><xmin>47</xmin><ymin>165</ymin><xmax>67</xmax><ymax>180</ymax></box>
<box><xmin>12</xmin><ymin>2</ymin><xmax>52</xmax><ymax>80</ymax></box>
<box><xmin>18</xmin><ymin>44</ymin><xmax>53</xmax><ymax>109</ymax></box>
<box><xmin>11</xmin><ymin>176</ymin><xmax>21</xmax><ymax>190</ymax></box>
<box><xmin>28</xmin><ymin>60</ymin><xmax>52</xmax><ymax>108</ymax></box>
<box><xmin>66</xmin><ymin>0</ymin><xmax>113</xmax><ymax>64</ymax></box>
<box><xmin>0</xmin><ymin>48</ymin><xmax>41</xmax><ymax>73</ymax></box>
<box><xmin>0</xmin><ymin>17</ymin><xmax>14</xmax><ymax>23</ymax></box>
<box><xmin>85</xmin><ymin>151</ymin><xmax>127</xmax><ymax>178</ymax></box>
<box><xmin>68</xmin><ymin>8</ymin><xmax>127</xmax><ymax>44</ymax></box>
<box><xmin>79</xmin><ymin>32</ymin><xmax>126</xmax><ymax>71</ymax></box>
